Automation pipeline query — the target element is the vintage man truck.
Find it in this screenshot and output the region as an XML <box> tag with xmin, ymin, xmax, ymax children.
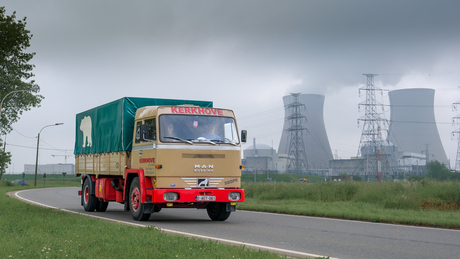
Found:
<box><xmin>75</xmin><ymin>97</ymin><xmax>246</xmax><ymax>221</ymax></box>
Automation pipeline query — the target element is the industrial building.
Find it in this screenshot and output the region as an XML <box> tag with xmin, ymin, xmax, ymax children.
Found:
<box><xmin>242</xmin><ymin>143</ymin><xmax>287</xmax><ymax>173</ymax></box>
<box><xmin>24</xmin><ymin>164</ymin><xmax>75</xmax><ymax>175</ymax></box>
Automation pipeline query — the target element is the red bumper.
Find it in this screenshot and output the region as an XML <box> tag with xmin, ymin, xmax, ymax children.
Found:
<box><xmin>148</xmin><ymin>188</ymin><xmax>245</xmax><ymax>203</ymax></box>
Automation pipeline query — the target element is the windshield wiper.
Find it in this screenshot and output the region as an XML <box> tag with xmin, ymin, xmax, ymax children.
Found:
<box><xmin>211</xmin><ymin>139</ymin><xmax>237</xmax><ymax>146</ymax></box>
<box><xmin>193</xmin><ymin>137</ymin><xmax>216</xmax><ymax>145</ymax></box>
<box><xmin>164</xmin><ymin>136</ymin><xmax>193</xmax><ymax>145</ymax></box>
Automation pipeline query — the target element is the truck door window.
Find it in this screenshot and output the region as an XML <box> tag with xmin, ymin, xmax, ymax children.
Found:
<box><xmin>135</xmin><ymin>121</ymin><xmax>141</xmax><ymax>144</ymax></box>
<box><xmin>145</xmin><ymin>119</ymin><xmax>156</xmax><ymax>141</ymax></box>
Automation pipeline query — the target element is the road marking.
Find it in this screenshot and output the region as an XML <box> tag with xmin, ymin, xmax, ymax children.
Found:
<box><xmin>14</xmin><ymin>189</ymin><xmax>336</xmax><ymax>259</ymax></box>
<box><xmin>241</xmin><ymin>210</ymin><xmax>460</xmax><ymax>232</ymax></box>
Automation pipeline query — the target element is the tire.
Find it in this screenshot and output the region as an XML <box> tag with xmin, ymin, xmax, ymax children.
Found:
<box><xmin>206</xmin><ymin>203</ymin><xmax>231</xmax><ymax>221</ymax></box>
<box><xmin>129</xmin><ymin>177</ymin><xmax>151</xmax><ymax>221</ymax></box>
<box><xmin>82</xmin><ymin>178</ymin><xmax>97</xmax><ymax>212</ymax></box>
<box><xmin>96</xmin><ymin>200</ymin><xmax>109</xmax><ymax>212</ymax></box>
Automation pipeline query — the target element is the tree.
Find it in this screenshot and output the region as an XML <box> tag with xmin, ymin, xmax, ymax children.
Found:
<box><xmin>425</xmin><ymin>160</ymin><xmax>458</xmax><ymax>181</ymax></box>
<box><xmin>0</xmin><ymin>142</ymin><xmax>11</xmax><ymax>176</ymax></box>
<box><xmin>1</xmin><ymin>6</ymin><xmax>44</xmax><ymax>179</ymax></box>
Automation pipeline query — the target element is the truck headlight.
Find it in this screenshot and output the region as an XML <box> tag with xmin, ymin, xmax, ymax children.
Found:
<box><xmin>228</xmin><ymin>192</ymin><xmax>241</xmax><ymax>201</ymax></box>
<box><xmin>164</xmin><ymin>192</ymin><xmax>178</xmax><ymax>201</ymax></box>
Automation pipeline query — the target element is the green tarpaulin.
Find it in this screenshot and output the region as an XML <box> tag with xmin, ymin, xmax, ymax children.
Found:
<box><xmin>74</xmin><ymin>97</ymin><xmax>213</xmax><ymax>155</ymax></box>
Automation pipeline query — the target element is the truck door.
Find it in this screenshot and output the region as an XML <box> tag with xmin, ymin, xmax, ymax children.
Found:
<box><xmin>132</xmin><ymin>118</ymin><xmax>157</xmax><ymax>176</ymax></box>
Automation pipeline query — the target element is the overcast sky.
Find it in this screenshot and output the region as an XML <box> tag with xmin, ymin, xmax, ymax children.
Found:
<box><xmin>2</xmin><ymin>0</ymin><xmax>460</xmax><ymax>174</ymax></box>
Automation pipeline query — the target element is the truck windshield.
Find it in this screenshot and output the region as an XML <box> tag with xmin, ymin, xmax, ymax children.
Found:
<box><xmin>159</xmin><ymin>115</ymin><xmax>239</xmax><ymax>144</ymax></box>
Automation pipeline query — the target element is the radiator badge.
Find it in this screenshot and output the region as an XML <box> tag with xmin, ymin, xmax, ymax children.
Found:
<box><xmin>182</xmin><ymin>178</ymin><xmax>223</xmax><ymax>188</ymax></box>
<box><xmin>197</xmin><ymin>178</ymin><xmax>209</xmax><ymax>187</ymax></box>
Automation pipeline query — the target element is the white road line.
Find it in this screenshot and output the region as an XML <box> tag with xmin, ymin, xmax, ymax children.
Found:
<box><xmin>13</xmin><ymin>189</ymin><xmax>336</xmax><ymax>259</ymax></box>
<box><xmin>241</xmin><ymin>210</ymin><xmax>460</xmax><ymax>232</ymax></box>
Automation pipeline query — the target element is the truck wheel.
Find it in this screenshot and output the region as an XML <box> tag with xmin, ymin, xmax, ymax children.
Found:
<box><xmin>206</xmin><ymin>203</ymin><xmax>231</xmax><ymax>221</ymax></box>
<box><xmin>82</xmin><ymin>178</ymin><xmax>97</xmax><ymax>212</ymax></box>
<box><xmin>96</xmin><ymin>200</ymin><xmax>109</xmax><ymax>212</ymax></box>
<box><xmin>129</xmin><ymin>177</ymin><xmax>151</xmax><ymax>221</ymax></box>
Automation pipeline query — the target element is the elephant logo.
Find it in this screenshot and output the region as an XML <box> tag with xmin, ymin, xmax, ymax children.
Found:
<box><xmin>80</xmin><ymin>116</ymin><xmax>92</xmax><ymax>147</ymax></box>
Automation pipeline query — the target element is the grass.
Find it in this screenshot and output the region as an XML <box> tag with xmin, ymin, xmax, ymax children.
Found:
<box><xmin>242</xmin><ymin>173</ymin><xmax>326</xmax><ymax>183</ymax></box>
<box><xmin>2</xmin><ymin>173</ymin><xmax>81</xmax><ymax>188</ymax></box>
<box><xmin>239</xmin><ymin>180</ymin><xmax>460</xmax><ymax>229</ymax></box>
<box><xmin>0</xmin><ymin>181</ymin><xmax>294</xmax><ymax>259</ymax></box>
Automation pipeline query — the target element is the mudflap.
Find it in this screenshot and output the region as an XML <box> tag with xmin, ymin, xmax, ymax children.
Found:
<box><xmin>226</xmin><ymin>202</ymin><xmax>236</xmax><ymax>212</ymax></box>
<box><xmin>143</xmin><ymin>203</ymin><xmax>155</xmax><ymax>214</ymax></box>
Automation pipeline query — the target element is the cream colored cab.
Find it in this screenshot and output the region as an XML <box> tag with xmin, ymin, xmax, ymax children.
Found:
<box><xmin>131</xmin><ymin>106</ymin><xmax>244</xmax><ymax>189</ymax></box>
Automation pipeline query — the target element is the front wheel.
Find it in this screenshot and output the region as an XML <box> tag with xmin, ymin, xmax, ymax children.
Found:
<box><xmin>206</xmin><ymin>203</ymin><xmax>231</xmax><ymax>221</ymax></box>
<box><xmin>82</xmin><ymin>178</ymin><xmax>97</xmax><ymax>212</ymax></box>
<box><xmin>129</xmin><ymin>177</ymin><xmax>151</xmax><ymax>221</ymax></box>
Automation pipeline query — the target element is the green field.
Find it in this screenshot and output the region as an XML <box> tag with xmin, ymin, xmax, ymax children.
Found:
<box><xmin>2</xmin><ymin>173</ymin><xmax>81</xmax><ymax>187</ymax></box>
<box><xmin>240</xmin><ymin>180</ymin><xmax>460</xmax><ymax>229</ymax></box>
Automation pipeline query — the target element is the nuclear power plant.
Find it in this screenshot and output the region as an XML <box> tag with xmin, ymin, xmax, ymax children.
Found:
<box><xmin>243</xmin><ymin>85</ymin><xmax>450</xmax><ymax>179</ymax></box>
<box><xmin>388</xmin><ymin>88</ymin><xmax>448</xmax><ymax>165</ymax></box>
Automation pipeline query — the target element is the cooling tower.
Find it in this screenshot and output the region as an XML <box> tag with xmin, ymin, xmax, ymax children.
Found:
<box><xmin>388</xmin><ymin>88</ymin><xmax>448</xmax><ymax>164</ymax></box>
<box><xmin>278</xmin><ymin>94</ymin><xmax>333</xmax><ymax>169</ymax></box>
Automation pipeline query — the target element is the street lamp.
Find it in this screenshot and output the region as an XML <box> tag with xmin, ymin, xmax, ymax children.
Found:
<box><xmin>34</xmin><ymin>123</ymin><xmax>64</xmax><ymax>186</ymax></box>
<box><xmin>0</xmin><ymin>87</ymin><xmax>39</xmax><ymax>119</ymax></box>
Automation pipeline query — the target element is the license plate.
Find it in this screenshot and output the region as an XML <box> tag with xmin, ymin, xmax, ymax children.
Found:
<box><xmin>196</xmin><ymin>196</ymin><xmax>216</xmax><ymax>201</ymax></box>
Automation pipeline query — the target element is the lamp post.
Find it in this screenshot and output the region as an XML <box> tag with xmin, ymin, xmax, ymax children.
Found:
<box><xmin>0</xmin><ymin>87</ymin><xmax>39</xmax><ymax>119</ymax></box>
<box><xmin>35</xmin><ymin>123</ymin><xmax>64</xmax><ymax>186</ymax></box>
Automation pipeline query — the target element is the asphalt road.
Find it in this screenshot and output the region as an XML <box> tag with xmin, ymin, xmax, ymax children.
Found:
<box><xmin>15</xmin><ymin>187</ymin><xmax>460</xmax><ymax>259</ymax></box>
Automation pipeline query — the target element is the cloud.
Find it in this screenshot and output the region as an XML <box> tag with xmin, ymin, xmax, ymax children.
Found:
<box><xmin>2</xmin><ymin>0</ymin><xmax>460</xmax><ymax>171</ymax></box>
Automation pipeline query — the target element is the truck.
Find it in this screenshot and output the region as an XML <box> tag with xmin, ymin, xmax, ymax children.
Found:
<box><xmin>75</xmin><ymin>97</ymin><xmax>246</xmax><ymax>221</ymax></box>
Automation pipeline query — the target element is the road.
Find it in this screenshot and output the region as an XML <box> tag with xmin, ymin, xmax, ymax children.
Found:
<box><xmin>15</xmin><ymin>187</ymin><xmax>460</xmax><ymax>259</ymax></box>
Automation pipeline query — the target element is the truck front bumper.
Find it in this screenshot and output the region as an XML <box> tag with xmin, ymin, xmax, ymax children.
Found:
<box><xmin>147</xmin><ymin>188</ymin><xmax>245</xmax><ymax>204</ymax></box>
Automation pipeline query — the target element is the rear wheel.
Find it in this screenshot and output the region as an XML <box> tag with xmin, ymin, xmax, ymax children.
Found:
<box><xmin>206</xmin><ymin>203</ymin><xmax>231</xmax><ymax>221</ymax></box>
<box><xmin>96</xmin><ymin>200</ymin><xmax>109</xmax><ymax>212</ymax></box>
<box><xmin>129</xmin><ymin>177</ymin><xmax>151</xmax><ymax>221</ymax></box>
<box><xmin>82</xmin><ymin>178</ymin><xmax>97</xmax><ymax>212</ymax></box>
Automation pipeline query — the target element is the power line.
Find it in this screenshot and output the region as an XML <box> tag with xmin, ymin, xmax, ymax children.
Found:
<box><xmin>6</xmin><ymin>143</ymin><xmax>72</xmax><ymax>152</ymax></box>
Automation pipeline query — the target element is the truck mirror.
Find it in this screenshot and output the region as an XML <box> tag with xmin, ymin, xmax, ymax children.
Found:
<box><xmin>241</xmin><ymin>130</ymin><xmax>247</xmax><ymax>143</ymax></box>
<box><xmin>139</xmin><ymin>124</ymin><xmax>149</xmax><ymax>142</ymax></box>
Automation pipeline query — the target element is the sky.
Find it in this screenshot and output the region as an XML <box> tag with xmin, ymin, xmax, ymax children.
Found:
<box><xmin>2</xmin><ymin>0</ymin><xmax>460</xmax><ymax>174</ymax></box>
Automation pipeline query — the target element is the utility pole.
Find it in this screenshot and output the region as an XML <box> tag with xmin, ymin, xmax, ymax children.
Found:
<box><xmin>452</xmin><ymin>96</ymin><xmax>460</xmax><ymax>171</ymax></box>
<box><xmin>285</xmin><ymin>93</ymin><xmax>308</xmax><ymax>174</ymax></box>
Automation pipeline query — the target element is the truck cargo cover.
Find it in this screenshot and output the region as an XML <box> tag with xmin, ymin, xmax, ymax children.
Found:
<box><xmin>75</xmin><ymin>97</ymin><xmax>213</xmax><ymax>155</ymax></box>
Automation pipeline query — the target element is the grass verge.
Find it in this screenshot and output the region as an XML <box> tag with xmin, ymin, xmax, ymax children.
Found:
<box><xmin>0</xmin><ymin>182</ymin><xmax>294</xmax><ymax>259</ymax></box>
<box><xmin>239</xmin><ymin>181</ymin><xmax>460</xmax><ymax>229</ymax></box>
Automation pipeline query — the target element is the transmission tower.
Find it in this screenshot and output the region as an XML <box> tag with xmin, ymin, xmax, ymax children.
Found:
<box><xmin>285</xmin><ymin>93</ymin><xmax>308</xmax><ymax>174</ymax></box>
<box><xmin>452</xmin><ymin>99</ymin><xmax>460</xmax><ymax>171</ymax></box>
<box><xmin>356</xmin><ymin>74</ymin><xmax>388</xmax><ymax>178</ymax></box>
